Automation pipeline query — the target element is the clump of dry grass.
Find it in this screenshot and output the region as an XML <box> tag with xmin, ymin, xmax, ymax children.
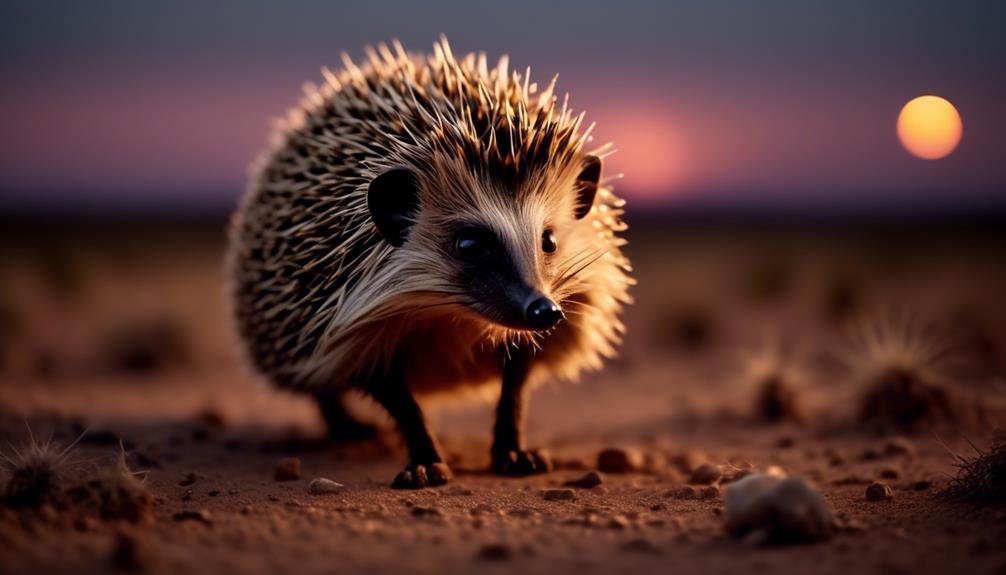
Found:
<box><xmin>742</xmin><ymin>340</ymin><xmax>805</xmax><ymax>424</ymax></box>
<box><xmin>1</xmin><ymin>425</ymin><xmax>81</xmax><ymax>508</ymax></box>
<box><xmin>839</xmin><ymin>311</ymin><xmax>979</xmax><ymax>433</ymax></box>
<box><xmin>65</xmin><ymin>446</ymin><xmax>153</xmax><ymax>523</ymax></box>
<box><xmin>3</xmin><ymin>427</ymin><xmax>153</xmax><ymax>524</ymax></box>
<box><xmin>943</xmin><ymin>432</ymin><xmax>1006</xmax><ymax>505</ymax></box>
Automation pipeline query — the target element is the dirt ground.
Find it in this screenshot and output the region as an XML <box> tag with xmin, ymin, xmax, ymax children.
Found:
<box><xmin>1</xmin><ymin>219</ymin><xmax>1004</xmax><ymax>574</ymax></box>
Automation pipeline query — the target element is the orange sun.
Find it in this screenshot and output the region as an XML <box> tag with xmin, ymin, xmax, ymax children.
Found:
<box><xmin>896</xmin><ymin>95</ymin><xmax>962</xmax><ymax>160</ymax></box>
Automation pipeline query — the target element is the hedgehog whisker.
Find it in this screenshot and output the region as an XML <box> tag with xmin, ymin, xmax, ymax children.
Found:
<box><xmin>553</xmin><ymin>248</ymin><xmax>608</xmax><ymax>291</ymax></box>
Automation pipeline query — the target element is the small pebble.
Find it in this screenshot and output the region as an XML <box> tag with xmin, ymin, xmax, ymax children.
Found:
<box><xmin>669</xmin><ymin>486</ymin><xmax>697</xmax><ymax>499</ymax></box>
<box><xmin>308</xmin><ymin>478</ymin><xmax>346</xmax><ymax>495</ymax></box>
<box><xmin>700</xmin><ymin>485</ymin><xmax>721</xmax><ymax>499</ymax></box>
<box><xmin>178</xmin><ymin>472</ymin><xmax>198</xmax><ymax>487</ymax></box>
<box><xmin>865</xmin><ymin>482</ymin><xmax>894</xmax><ymax>502</ymax></box>
<box><xmin>274</xmin><ymin>457</ymin><xmax>302</xmax><ymax>482</ymax></box>
<box><xmin>912</xmin><ymin>480</ymin><xmax>932</xmax><ymax>491</ymax></box>
<box><xmin>564</xmin><ymin>471</ymin><xmax>604</xmax><ymax>489</ymax></box>
<box><xmin>543</xmin><ymin>488</ymin><xmax>576</xmax><ymax>501</ymax></box>
<box><xmin>690</xmin><ymin>463</ymin><xmax>721</xmax><ymax>485</ymax></box>
<box><xmin>597</xmin><ymin>448</ymin><xmax>643</xmax><ymax>473</ymax></box>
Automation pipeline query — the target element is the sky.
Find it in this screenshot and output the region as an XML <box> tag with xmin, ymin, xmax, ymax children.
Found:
<box><xmin>1</xmin><ymin>0</ymin><xmax>1004</xmax><ymax>215</ymax></box>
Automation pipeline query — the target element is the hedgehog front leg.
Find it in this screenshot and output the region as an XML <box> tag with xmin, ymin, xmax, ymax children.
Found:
<box><xmin>490</xmin><ymin>349</ymin><xmax>554</xmax><ymax>476</ymax></box>
<box><xmin>368</xmin><ymin>357</ymin><xmax>451</xmax><ymax>489</ymax></box>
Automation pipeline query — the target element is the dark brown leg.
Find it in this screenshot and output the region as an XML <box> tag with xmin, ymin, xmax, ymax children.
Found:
<box><xmin>491</xmin><ymin>348</ymin><xmax>552</xmax><ymax>475</ymax></box>
<box><xmin>367</xmin><ymin>356</ymin><xmax>450</xmax><ymax>489</ymax></box>
<box><xmin>313</xmin><ymin>390</ymin><xmax>377</xmax><ymax>442</ymax></box>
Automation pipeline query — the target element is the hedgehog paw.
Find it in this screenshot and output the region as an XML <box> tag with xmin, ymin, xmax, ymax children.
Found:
<box><xmin>492</xmin><ymin>448</ymin><xmax>553</xmax><ymax>476</ymax></box>
<box><xmin>390</xmin><ymin>462</ymin><xmax>452</xmax><ymax>489</ymax></box>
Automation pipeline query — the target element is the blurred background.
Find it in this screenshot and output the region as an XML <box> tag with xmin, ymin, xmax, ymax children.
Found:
<box><xmin>0</xmin><ymin>0</ymin><xmax>1004</xmax><ymax>433</ymax></box>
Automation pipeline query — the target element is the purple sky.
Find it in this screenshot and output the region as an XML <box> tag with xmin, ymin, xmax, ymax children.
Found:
<box><xmin>1</xmin><ymin>1</ymin><xmax>1004</xmax><ymax>213</ymax></box>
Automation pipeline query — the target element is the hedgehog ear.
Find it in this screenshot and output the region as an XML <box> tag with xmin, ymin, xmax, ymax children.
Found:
<box><xmin>573</xmin><ymin>155</ymin><xmax>601</xmax><ymax>220</ymax></box>
<box><xmin>367</xmin><ymin>168</ymin><xmax>421</xmax><ymax>247</ymax></box>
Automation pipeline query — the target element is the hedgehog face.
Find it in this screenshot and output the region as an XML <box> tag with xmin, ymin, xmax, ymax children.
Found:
<box><xmin>367</xmin><ymin>155</ymin><xmax>602</xmax><ymax>333</ymax></box>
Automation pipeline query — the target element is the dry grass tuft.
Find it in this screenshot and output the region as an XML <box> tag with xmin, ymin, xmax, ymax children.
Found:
<box><xmin>742</xmin><ymin>340</ymin><xmax>805</xmax><ymax>424</ymax></box>
<box><xmin>943</xmin><ymin>432</ymin><xmax>1006</xmax><ymax>505</ymax></box>
<box><xmin>65</xmin><ymin>446</ymin><xmax>153</xmax><ymax>523</ymax></box>
<box><xmin>1</xmin><ymin>425</ymin><xmax>81</xmax><ymax>508</ymax></box>
<box><xmin>839</xmin><ymin>311</ymin><xmax>980</xmax><ymax>433</ymax></box>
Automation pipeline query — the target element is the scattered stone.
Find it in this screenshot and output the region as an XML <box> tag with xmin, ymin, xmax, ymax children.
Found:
<box><xmin>477</xmin><ymin>543</ymin><xmax>512</xmax><ymax>561</ymax></box>
<box><xmin>912</xmin><ymin>480</ymin><xmax>932</xmax><ymax>491</ymax></box>
<box><xmin>308</xmin><ymin>478</ymin><xmax>346</xmax><ymax>495</ymax></box>
<box><xmin>725</xmin><ymin>472</ymin><xmax>834</xmax><ymax>545</ymax></box>
<box><xmin>690</xmin><ymin>463</ymin><xmax>721</xmax><ymax>485</ymax></box>
<box><xmin>700</xmin><ymin>485</ymin><xmax>721</xmax><ymax>500</ymax></box>
<box><xmin>542</xmin><ymin>488</ymin><xmax>576</xmax><ymax>501</ymax></box>
<box><xmin>564</xmin><ymin>471</ymin><xmax>604</xmax><ymax>489</ymax></box>
<box><xmin>178</xmin><ymin>472</ymin><xmax>198</xmax><ymax>487</ymax></box>
<box><xmin>274</xmin><ymin>457</ymin><xmax>301</xmax><ymax>482</ymax></box>
<box><xmin>172</xmin><ymin>510</ymin><xmax>212</xmax><ymax>525</ymax></box>
<box><xmin>865</xmin><ymin>482</ymin><xmax>893</xmax><ymax>502</ymax></box>
<box><xmin>669</xmin><ymin>486</ymin><xmax>697</xmax><ymax>499</ymax></box>
<box><xmin>621</xmin><ymin>538</ymin><xmax>661</xmax><ymax>554</ymax></box>
<box><xmin>597</xmin><ymin>448</ymin><xmax>643</xmax><ymax>473</ymax></box>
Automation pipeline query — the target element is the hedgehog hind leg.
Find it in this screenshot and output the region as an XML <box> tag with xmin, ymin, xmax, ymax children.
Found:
<box><xmin>313</xmin><ymin>390</ymin><xmax>379</xmax><ymax>442</ymax></box>
<box><xmin>366</xmin><ymin>357</ymin><xmax>451</xmax><ymax>489</ymax></box>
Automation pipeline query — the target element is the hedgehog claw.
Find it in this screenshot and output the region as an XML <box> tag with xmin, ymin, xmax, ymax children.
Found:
<box><xmin>492</xmin><ymin>448</ymin><xmax>553</xmax><ymax>476</ymax></box>
<box><xmin>390</xmin><ymin>462</ymin><xmax>451</xmax><ymax>489</ymax></box>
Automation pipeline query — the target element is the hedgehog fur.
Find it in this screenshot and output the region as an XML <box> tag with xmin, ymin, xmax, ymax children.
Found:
<box><xmin>227</xmin><ymin>36</ymin><xmax>633</xmax><ymax>400</ymax></box>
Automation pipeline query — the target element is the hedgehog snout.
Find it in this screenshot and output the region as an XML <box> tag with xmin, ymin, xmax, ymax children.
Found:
<box><xmin>524</xmin><ymin>294</ymin><xmax>564</xmax><ymax>331</ymax></box>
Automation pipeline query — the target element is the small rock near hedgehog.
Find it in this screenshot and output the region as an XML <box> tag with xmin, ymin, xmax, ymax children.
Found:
<box><xmin>865</xmin><ymin>481</ymin><xmax>894</xmax><ymax>501</ymax></box>
<box><xmin>274</xmin><ymin>458</ymin><xmax>301</xmax><ymax>482</ymax></box>
<box><xmin>227</xmin><ymin>36</ymin><xmax>632</xmax><ymax>490</ymax></box>
<box><xmin>597</xmin><ymin>448</ymin><xmax>644</xmax><ymax>474</ymax></box>
<box><xmin>564</xmin><ymin>471</ymin><xmax>604</xmax><ymax>489</ymax></box>
<box><xmin>308</xmin><ymin>478</ymin><xmax>345</xmax><ymax>495</ymax></box>
<box><xmin>725</xmin><ymin>471</ymin><xmax>834</xmax><ymax>545</ymax></box>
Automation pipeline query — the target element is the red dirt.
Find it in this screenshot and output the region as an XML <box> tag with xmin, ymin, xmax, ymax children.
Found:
<box><xmin>1</xmin><ymin>223</ymin><xmax>1004</xmax><ymax>574</ymax></box>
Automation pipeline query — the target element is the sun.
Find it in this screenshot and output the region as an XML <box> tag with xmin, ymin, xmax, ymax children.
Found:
<box><xmin>896</xmin><ymin>95</ymin><xmax>962</xmax><ymax>160</ymax></box>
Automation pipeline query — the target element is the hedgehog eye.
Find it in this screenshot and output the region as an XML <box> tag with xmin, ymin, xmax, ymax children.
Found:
<box><xmin>455</xmin><ymin>228</ymin><xmax>492</xmax><ymax>260</ymax></box>
<box><xmin>541</xmin><ymin>229</ymin><xmax>557</xmax><ymax>254</ymax></box>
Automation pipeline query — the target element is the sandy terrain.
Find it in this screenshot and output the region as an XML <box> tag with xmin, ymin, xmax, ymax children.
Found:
<box><xmin>0</xmin><ymin>220</ymin><xmax>1004</xmax><ymax>574</ymax></box>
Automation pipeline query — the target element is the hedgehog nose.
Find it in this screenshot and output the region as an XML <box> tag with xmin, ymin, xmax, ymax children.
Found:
<box><xmin>525</xmin><ymin>297</ymin><xmax>563</xmax><ymax>330</ymax></box>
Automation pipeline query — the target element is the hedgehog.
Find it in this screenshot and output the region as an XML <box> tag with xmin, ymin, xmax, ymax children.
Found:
<box><xmin>226</xmin><ymin>37</ymin><xmax>633</xmax><ymax>489</ymax></box>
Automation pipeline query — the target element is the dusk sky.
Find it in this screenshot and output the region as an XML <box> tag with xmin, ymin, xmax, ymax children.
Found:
<box><xmin>1</xmin><ymin>1</ymin><xmax>1003</xmax><ymax>214</ymax></box>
